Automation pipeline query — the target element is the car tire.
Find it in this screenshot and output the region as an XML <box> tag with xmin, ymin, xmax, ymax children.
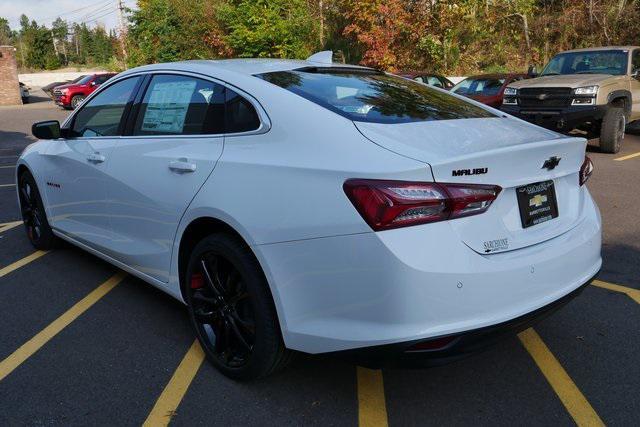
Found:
<box><xmin>18</xmin><ymin>171</ymin><xmax>58</xmax><ymax>250</ymax></box>
<box><xmin>600</xmin><ymin>107</ymin><xmax>625</xmax><ymax>153</ymax></box>
<box><xmin>70</xmin><ymin>95</ymin><xmax>85</xmax><ymax>110</ymax></box>
<box><xmin>184</xmin><ymin>233</ymin><xmax>293</xmax><ymax>380</ymax></box>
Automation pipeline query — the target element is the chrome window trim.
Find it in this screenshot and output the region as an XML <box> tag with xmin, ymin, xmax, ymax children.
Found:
<box><xmin>63</xmin><ymin>69</ymin><xmax>271</xmax><ymax>140</ymax></box>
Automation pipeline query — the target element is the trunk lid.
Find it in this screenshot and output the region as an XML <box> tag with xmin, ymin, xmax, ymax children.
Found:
<box><xmin>355</xmin><ymin>117</ymin><xmax>587</xmax><ymax>254</ymax></box>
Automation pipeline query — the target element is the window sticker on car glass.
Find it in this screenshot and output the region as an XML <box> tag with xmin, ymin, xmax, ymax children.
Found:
<box><xmin>141</xmin><ymin>80</ymin><xmax>196</xmax><ymax>133</ymax></box>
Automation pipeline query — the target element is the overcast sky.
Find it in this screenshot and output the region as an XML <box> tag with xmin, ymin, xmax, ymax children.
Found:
<box><xmin>0</xmin><ymin>0</ymin><xmax>137</xmax><ymax>31</ymax></box>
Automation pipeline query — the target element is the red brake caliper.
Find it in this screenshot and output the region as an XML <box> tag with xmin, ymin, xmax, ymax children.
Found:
<box><xmin>190</xmin><ymin>272</ymin><xmax>204</xmax><ymax>289</ymax></box>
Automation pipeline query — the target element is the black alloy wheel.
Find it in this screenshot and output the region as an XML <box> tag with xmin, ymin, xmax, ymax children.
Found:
<box><xmin>185</xmin><ymin>233</ymin><xmax>292</xmax><ymax>380</ymax></box>
<box><xmin>18</xmin><ymin>172</ymin><xmax>57</xmax><ymax>249</ymax></box>
<box><xmin>189</xmin><ymin>253</ymin><xmax>256</xmax><ymax>368</ymax></box>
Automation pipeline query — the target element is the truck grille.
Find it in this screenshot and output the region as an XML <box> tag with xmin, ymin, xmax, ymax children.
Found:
<box><xmin>518</xmin><ymin>88</ymin><xmax>572</xmax><ymax>108</ymax></box>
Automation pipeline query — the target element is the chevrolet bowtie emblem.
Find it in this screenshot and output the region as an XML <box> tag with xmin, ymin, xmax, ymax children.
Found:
<box><xmin>529</xmin><ymin>194</ymin><xmax>547</xmax><ymax>208</ymax></box>
<box><xmin>542</xmin><ymin>156</ymin><xmax>561</xmax><ymax>170</ymax></box>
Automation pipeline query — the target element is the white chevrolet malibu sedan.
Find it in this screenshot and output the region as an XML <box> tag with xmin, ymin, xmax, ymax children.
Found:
<box><xmin>17</xmin><ymin>52</ymin><xmax>601</xmax><ymax>380</ymax></box>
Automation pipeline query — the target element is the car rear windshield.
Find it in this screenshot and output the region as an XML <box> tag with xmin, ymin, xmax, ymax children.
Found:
<box><xmin>257</xmin><ymin>68</ymin><xmax>494</xmax><ymax>124</ymax></box>
<box><xmin>452</xmin><ymin>78</ymin><xmax>506</xmax><ymax>96</ymax></box>
<box><xmin>541</xmin><ymin>50</ymin><xmax>628</xmax><ymax>76</ymax></box>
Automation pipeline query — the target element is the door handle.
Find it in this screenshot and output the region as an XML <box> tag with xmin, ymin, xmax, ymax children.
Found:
<box><xmin>87</xmin><ymin>152</ymin><xmax>106</xmax><ymax>163</ymax></box>
<box><xmin>169</xmin><ymin>158</ymin><xmax>197</xmax><ymax>173</ymax></box>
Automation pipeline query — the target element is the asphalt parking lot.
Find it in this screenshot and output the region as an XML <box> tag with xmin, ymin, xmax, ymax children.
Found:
<box><xmin>1</xmin><ymin>90</ymin><xmax>639</xmax><ymax>426</ymax></box>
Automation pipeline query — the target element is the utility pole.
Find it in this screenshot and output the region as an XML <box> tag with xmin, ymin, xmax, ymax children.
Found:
<box><xmin>116</xmin><ymin>0</ymin><xmax>128</xmax><ymax>68</ymax></box>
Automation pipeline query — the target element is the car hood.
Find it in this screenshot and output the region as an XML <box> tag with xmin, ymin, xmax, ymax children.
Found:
<box><xmin>508</xmin><ymin>74</ymin><xmax>623</xmax><ymax>89</ymax></box>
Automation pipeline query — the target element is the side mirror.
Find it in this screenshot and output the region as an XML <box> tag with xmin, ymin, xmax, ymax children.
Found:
<box><xmin>32</xmin><ymin>120</ymin><xmax>61</xmax><ymax>140</ymax></box>
<box><xmin>527</xmin><ymin>65</ymin><xmax>538</xmax><ymax>78</ymax></box>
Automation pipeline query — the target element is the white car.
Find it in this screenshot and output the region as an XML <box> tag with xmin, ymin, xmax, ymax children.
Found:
<box><xmin>17</xmin><ymin>52</ymin><xmax>601</xmax><ymax>380</ymax></box>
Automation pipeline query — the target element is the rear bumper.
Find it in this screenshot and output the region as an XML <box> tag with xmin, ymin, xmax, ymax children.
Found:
<box><xmin>256</xmin><ymin>188</ymin><xmax>602</xmax><ymax>354</ymax></box>
<box><xmin>501</xmin><ymin>104</ymin><xmax>607</xmax><ymax>131</ymax></box>
<box><xmin>329</xmin><ymin>273</ymin><xmax>596</xmax><ymax>368</ymax></box>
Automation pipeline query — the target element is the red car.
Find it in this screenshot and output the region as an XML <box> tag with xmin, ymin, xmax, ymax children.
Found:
<box><xmin>450</xmin><ymin>73</ymin><xmax>529</xmax><ymax>108</ymax></box>
<box><xmin>52</xmin><ymin>73</ymin><xmax>117</xmax><ymax>110</ymax></box>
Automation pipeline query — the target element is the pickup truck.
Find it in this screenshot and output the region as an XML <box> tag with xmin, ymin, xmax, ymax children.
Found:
<box><xmin>501</xmin><ymin>46</ymin><xmax>640</xmax><ymax>153</ymax></box>
<box><xmin>52</xmin><ymin>73</ymin><xmax>117</xmax><ymax>110</ymax></box>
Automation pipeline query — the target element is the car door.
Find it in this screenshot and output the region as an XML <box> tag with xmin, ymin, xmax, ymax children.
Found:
<box><xmin>42</xmin><ymin>76</ymin><xmax>142</xmax><ymax>251</ymax></box>
<box><xmin>104</xmin><ymin>73</ymin><xmax>226</xmax><ymax>283</ymax></box>
<box><xmin>631</xmin><ymin>49</ymin><xmax>640</xmax><ymax>119</ymax></box>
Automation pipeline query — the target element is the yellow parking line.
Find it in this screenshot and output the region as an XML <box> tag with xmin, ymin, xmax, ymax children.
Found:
<box><xmin>518</xmin><ymin>328</ymin><xmax>604</xmax><ymax>426</ymax></box>
<box><xmin>0</xmin><ymin>271</ymin><xmax>126</xmax><ymax>382</ymax></box>
<box><xmin>0</xmin><ymin>221</ymin><xmax>23</xmax><ymax>233</ymax></box>
<box><xmin>0</xmin><ymin>183</ymin><xmax>15</xmax><ymax>188</ymax></box>
<box><xmin>614</xmin><ymin>151</ymin><xmax>640</xmax><ymax>161</ymax></box>
<box><xmin>357</xmin><ymin>367</ymin><xmax>389</xmax><ymax>427</ymax></box>
<box><xmin>143</xmin><ymin>340</ymin><xmax>205</xmax><ymax>426</ymax></box>
<box><xmin>0</xmin><ymin>250</ymin><xmax>49</xmax><ymax>279</ymax></box>
<box><xmin>592</xmin><ymin>280</ymin><xmax>640</xmax><ymax>304</ymax></box>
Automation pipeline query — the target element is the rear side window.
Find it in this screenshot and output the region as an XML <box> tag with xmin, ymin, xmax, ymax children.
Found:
<box><xmin>71</xmin><ymin>76</ymin><xmax>140</xmax><ymax>137</ymax></box>
<box><xmin>134</xmin><ymin>74</ymin><xmax>225</xmax><ymax>136</ymax></box>
<box><xmin>258</xmin><ymin>68</ymin><xmax>493</xmax><ymax>124</ymax></box>
<box><xmin>226</xmin><ymin>89</ymin><xmax>261</xmax><ymax>133</ymax></box>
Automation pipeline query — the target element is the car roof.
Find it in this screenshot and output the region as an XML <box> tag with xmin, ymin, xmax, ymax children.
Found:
<box><xmin>463</xmin><ymin>73</ymin><xmax>527</xmax><ymax>80</ymax></box>
<box><xmin>398</xmin><ymin>72</ymin><xmax>442</xmax><ymax>78</ymax></box>
<box><xmin>561</xmin><ymin>46</ymin><xmax>640</xmax><ymax>53</ymax></box>
<box><xmin>121</xmin><ymin>58</ymin><xmax>373</xmax><ymax>79</ymax></box>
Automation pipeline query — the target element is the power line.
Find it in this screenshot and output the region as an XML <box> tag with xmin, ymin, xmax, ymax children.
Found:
<box><xmin>36</xmin><ymin>0</ymin><xmax>112</xmax><ymax>23</ymax></box>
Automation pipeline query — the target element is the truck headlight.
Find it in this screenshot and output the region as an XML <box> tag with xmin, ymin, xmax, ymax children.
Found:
<box><xmin>504</xmin><ymin>87</ymin><xmax>518</xmax><ymax>96</ymax></box>
<box><xmin>573</xmin><ymin>86</ymin><xmax>598</xmax><ymax>95</ymax></box>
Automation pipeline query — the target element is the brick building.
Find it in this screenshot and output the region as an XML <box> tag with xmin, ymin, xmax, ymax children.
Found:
<box><xmin>0</xmin><ymin>46</ymin><xmax>22</xmax><ymax>106</ymax></box>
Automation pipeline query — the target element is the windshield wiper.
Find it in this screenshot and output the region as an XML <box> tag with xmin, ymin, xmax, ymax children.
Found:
<box><xmin>540</xmin><ymin>73</ymin><xmax>560</xmax><ymax>76</ymax></box>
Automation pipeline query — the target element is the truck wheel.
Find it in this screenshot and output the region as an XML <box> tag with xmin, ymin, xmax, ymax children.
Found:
<box><xmin>599</xmin><ymin>107</ymin><xmax>625</xmax><ymax>154</ymax></box>
<box><xmin>70</xmin><ymin>95</ymin><xmax>85</xmax><ymax>110</ymax></box>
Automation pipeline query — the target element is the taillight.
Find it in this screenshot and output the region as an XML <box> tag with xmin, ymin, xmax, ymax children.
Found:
<box><xmin>343</xmin><ymin>179</ymin><xmax>501</xmax><ymax>231</ymax></box>
<box><xmin>579</xmin><ymin>156</ymin><xmax>594</xmax><ymax>186</ymax></box>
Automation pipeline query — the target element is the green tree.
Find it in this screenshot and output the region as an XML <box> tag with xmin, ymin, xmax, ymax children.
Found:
<box><xmin>127</xmin><ymin>0</ymin><xmax>225</xmax><ymax>66</ymax></box>
<box><xmin>0</xmin><ymin>17</ymin><xmax>12</xmax><ymax>45</ymax></box>
<box><xmin>216</xmin><ymin>0</ymin><xmax>319</xmax><ymax>58</ymax></box>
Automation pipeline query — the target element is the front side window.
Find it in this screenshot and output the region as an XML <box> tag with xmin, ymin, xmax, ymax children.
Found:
<box><xmin>258</xmin><ymin>68</ymin><xmax>494</xmax><ymax>124</ymax></box>
<box><xmin>452</xmin><ymin>78</ymin><xmax>506</xmax><ymax>96</ymax></box>
<box><xmin>71</xmin><ymin>76</ymin><xmax>140</xmax><ymax>137</ymax></box>
<box><xmin>94</xmin><ymin>74</ymin><xmax>112</xmax><ymax>85</ymax></box>
<box><xmin>134</xmin><ymin>75</ymin><xmax>225</xmax><ymax>136</ymax></box>
<box><xmin>541</xmin><ymin>50</ymin><xmax>628</xmax><ymax>76</ymax></box>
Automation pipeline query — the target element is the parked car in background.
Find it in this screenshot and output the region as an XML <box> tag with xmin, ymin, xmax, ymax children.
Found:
<box><xmin>501</xmin><ymin>46</ymin><xmax>640</xmax><ymax>153</ymax></box>
<box><xmin>42</xmin><ymin>75</ymin><xmax>88</xmax><ymax>99</ymax></box>
<box><xmin>400</xmin><ymin>72</ymin><xmax>454</xmax><ymax>89</ymax></box>
<box><xmin>19</xmin><ymin>82</ymin><xmax>30</xmax><ymax>103</ymax></box>
<box><xmin>53</xmin><ymin>73</ymin><xmax>117</xmax><ymax>109</ymax></box>
<box><xmin>21</xmin><ymin>52</ymin><xmax>601</xmax><ymax>380</ymax></box>
<box><xmin>451</xmin><ymin>73</ymin><xmax>529</xmax><ymax>108</ymax></box>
